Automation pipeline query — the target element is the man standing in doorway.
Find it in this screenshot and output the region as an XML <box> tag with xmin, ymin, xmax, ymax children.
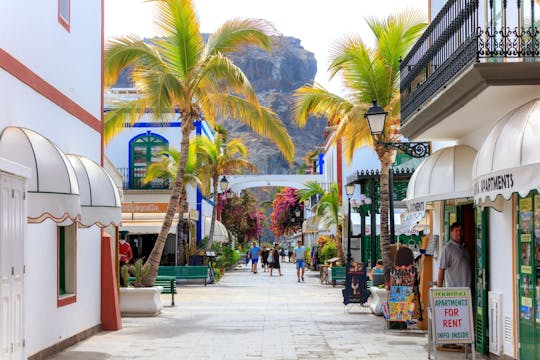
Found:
<box><xmin>438</xmin><ymin>222</ymin><xmax>471</xmax><ymax>288</ymax></box>
<box><xmin>294</xmin><ymin>240</ymin><xmax>306</xmax><ymax>282</ymax></box>
<box><xmin>249</xmin><ymin>241</ymin><xmax>261</xmax><ymax>274</ymax></box>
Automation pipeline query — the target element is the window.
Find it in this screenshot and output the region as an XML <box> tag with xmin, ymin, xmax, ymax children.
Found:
<box><xmin>129</xmin><ymin>133</ymin><xmax>169</xmax><ymax>189</ymax></box>
<box><xmin>58</xmin><ymin>0</ymin><xmax>70</xmax><ymax>31</ymax></box>
<box><xmin>58</xmin><ymin>224</ymin><xmax>76</xmax><ymax>306</ymax></box>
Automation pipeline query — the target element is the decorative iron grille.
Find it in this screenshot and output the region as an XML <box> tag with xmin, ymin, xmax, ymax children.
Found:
<box><xmin>400</xmin><ymin>0</ymin><xmax>540</xmax><ymax>124</ymax></box>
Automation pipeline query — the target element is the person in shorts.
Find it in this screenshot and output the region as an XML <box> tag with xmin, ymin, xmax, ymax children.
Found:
<box><xmin>294</xmin><ymin>240</ymin><xmax>306</xmax><ymax>282</ymax></box>
<box><xmin>249</xmin><ymin>241</ymin><xmax>261</xmax><ymax>274</ymax></box>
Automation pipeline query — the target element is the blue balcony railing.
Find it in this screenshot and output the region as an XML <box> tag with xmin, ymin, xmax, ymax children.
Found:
<box><xmin>400</xmin><ymin>0</ymin><xmax>540</xmax><ymax>124</ymax></box>
<box><xmin>117</xmin><ymin>167</ymin><xmax>170</xmax><ymax>190</ymax></box>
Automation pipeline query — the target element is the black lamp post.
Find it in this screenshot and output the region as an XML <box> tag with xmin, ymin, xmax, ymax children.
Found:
<box><xmin>364</xmin><ymin>100</ymin><xmax>429</xmax><ymax>253</ymax></box>
<box><xmin>345</xmin><ymin>183</ymin><xmax>355</xmax><ymax>267</ymax></box>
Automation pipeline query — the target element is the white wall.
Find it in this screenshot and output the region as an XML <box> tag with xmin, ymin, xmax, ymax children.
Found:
<box><xmin>0</xmin><ymin>72</ymin><xmax>101</xmax><ymax>162</ymax></box>
<box><xmin>1</xmin><ymin>0</ymin><xmax>102</xmax><ymax>117</ymax></box>
<box><xmin>488</xmin><ymin>200</ymin><xmax>515</xmax><ymax>358</ymax></box>
<box><xmin>25</xmin><ymin>222</ymin><xmax>101</xmax><ymax>356</ymax></box>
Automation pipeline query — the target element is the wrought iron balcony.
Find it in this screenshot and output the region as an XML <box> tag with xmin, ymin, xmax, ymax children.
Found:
<box><xmin>117</xmin><ymin>167</ymin><xmax>171</xmax><ymax>190</ymax></box>
<box><xmin>400</xmin><ymin>0</ymin><xmax>540</xmax><ymax>125</ymax></box>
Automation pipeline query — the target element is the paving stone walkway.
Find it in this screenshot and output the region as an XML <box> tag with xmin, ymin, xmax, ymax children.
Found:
<box><xmin>51</xmin><ymin>262</ymin><xmax>472</xmax><ymax>359</ymax></box>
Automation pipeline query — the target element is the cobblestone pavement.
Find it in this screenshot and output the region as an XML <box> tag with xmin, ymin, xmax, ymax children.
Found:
<box><xmin>50</xmin><ymin>262</ymin><xmax>472</xmax><ymax>360</ymax></box>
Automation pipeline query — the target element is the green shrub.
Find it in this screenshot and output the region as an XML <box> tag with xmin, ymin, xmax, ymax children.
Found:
<box><xmin>305</xmin><ymin>246</ymin><xmax>311</xmax><ymax>266</ymax></box>
<box><xmin>319</xmin><ymin>241</ymin><xmax>337</xmax><ymax>264</ymax></box>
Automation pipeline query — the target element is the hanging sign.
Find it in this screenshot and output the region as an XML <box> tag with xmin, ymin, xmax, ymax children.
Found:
<box><xmin>430</xmin><ymin>287</ymin><xmax>474</xmax><ymax>344</ymax></box>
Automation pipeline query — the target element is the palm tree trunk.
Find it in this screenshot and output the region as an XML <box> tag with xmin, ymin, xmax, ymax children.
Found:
<box><xmin>142</xmin><ymin>113</ymin><xmax>195</xmax><ymax>286</ymax></box>
<box><xmin>377</xmin><ymin>146</ymin><xmax>393</xmax><ymax>283</ymax></box>
<box><xmin>177</xmin><ymin>187</ymin><xmax>188</xmax><ymax>265</ymax></box>
<box><xmin>206</xmin><ymin>173</ymin><xmax>219</xmax><ymax>250</ymax></box>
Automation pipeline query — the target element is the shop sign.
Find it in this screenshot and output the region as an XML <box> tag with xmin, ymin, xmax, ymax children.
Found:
<box><xmin>122</xmin><ymin>202</ymin><xmax>169</xmax><ymax>213</ymax></box>
<box><xmin>408</xmin><ymin>201</ymin><xmax>425</xmax><ymax>213</ymax></box>
<box><xmin>430</xmin><ymin>288</ymin><xmax>474</xmax><ymax>344</ymax></box>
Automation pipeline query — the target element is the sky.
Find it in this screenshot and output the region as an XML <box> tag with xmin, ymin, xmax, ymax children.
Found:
<box><xmin>105</xmin><ymin>0</ymin><xmax>427</xmax><ymax>95</ymax></box>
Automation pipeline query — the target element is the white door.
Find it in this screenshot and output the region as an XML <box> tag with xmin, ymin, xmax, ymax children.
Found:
<box><xmin>0</xmin><ymin>172</ymin><xmax>26</xmax><ymax>360</ymax></box>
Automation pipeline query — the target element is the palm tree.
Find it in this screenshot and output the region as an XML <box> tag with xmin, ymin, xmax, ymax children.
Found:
<box><xmin>294</xmin><ymin>10</ymin><xmax>426</xmax><ymax>279</ymax></box>
<box><xmin>299</xmin><ymin>181</ymin><xmax>345</xmax><ymax>263</ymax></box>
<box><xmin>104</xmin><ymin>0</ymin><xmax>294</xmax><ymax>286</ymax></box>
<box><xmin>193</xmin><ymin>134</ymin><xmax>255</xmax><ymax>250</ymax></box>
<box><xmin>144</xmin><ymin>146</ymin><xmax>200</xmax><ymax>263</ymax></box>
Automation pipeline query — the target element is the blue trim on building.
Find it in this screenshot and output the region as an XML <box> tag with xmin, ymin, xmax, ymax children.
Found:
<box><xmin>318</xmin><ymin>153</ymin><xmax>325</xmax><ymax>174</ymax></box>
<box><xmin>200</xmin><ymin>121</ymin><xmax>214</xmax><ymax>139</ymax></box>
<box><xmin>127</xmin><ymin>122</ymin><xmax>181</xmax><ymax>128</ymax></box>
<box><xmin>195</xmin><ymin>120</ymin><xmax>203</xmax><ymax>243</ymax></box>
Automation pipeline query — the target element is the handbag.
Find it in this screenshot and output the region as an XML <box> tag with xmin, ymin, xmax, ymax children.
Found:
<box><xmin>268</xmin><ymin>252</ymin><xmax>273</xmax><ymax>263</ymax></box>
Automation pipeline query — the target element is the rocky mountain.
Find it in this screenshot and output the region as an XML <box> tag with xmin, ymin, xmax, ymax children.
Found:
<box><xmin>224</xmin><ymin>36</ymin><xmax>324</xmax><ymax>174</ymax></box>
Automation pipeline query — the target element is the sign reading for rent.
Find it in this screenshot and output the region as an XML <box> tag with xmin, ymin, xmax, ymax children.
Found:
<box><xmin>430</xmin><ymin>288</ymin><xmax>474</xmax><ymax>344</ymax></box>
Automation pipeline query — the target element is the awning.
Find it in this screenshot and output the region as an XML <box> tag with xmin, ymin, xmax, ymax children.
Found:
<box><xmin>120</xmin><ymin>220</ymin><xmax>177</xmax><ymax>234</ymax></box>
<box><xmin>405</xmin><ymin>145</ymin><xmax>476</xmax><ymax>211</ymax></box>
<box><xmin>0</xmin><ymin>127</ymin><xmax>80</xmax><ymax>223</ymax></box>
<box><xmin>204</xmin><ymin>217</ymin><xmax>229</xmax><ymax>243</ymax></box>
<box><xmin>67</xmin><ymin>154</ymin><xmax>122</xmax><ymax>227</ymax></box>
<box><xmin>473</xmin><ymin>99</ymin><xmax>540</xmax><ymax>205</ymax></box>
<box><xmin>396</xmin><ymin>211</ymin><xmax>428</xmax><ymax>235</ymax></box>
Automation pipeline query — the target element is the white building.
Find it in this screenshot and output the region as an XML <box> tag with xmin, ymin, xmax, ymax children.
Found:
<box><xmin>401</xmin><ymin>1</ymin><xmax>540</xmax><ymax>358</ymax></box>
<box><xmin>0</xmin><ymin>1</ymin><xmax>122</xmax><ymax>359</ymax></box>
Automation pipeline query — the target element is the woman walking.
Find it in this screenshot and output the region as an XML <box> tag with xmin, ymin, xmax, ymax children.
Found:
<box><xmin>270</xmin><ymin>243</ymin><xmax>282</xmax><ymax>276</ymax></box>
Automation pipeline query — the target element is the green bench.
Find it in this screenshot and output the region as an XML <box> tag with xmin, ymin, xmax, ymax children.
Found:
<box><xmin>331</xmin><ymin>266</ymin><xmax>346</xmax><ymax>287</ymax></box>
<box><xmin>128</xmin><ymin>275</ymin><xmax>176</xmax><ymax>306</ymax></box>
<box><xmin>158</xmin><ymin>266</ymin><xmax>208</xmax><ymax>286</ymax></box>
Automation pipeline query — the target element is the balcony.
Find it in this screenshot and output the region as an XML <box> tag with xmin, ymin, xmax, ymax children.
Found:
<box><xmin>117</xmin><ymin>167</ymin><xmax>171</xmax><ymax>190</ymax></box>
<box><xmin>400</xmin><ymin>0</ymin><xmax>540</xmax><ymax>140</ymax></box>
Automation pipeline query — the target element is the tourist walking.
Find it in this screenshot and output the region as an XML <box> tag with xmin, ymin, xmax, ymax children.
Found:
<box><xmin>294</xmin><ymin>240</ymin><xmax>306</xmax><ymax>282</ymax></box>
<box><xmin>270</xmin><ymin>243</ymin><xmax>282</xmax><ymax>276</ymax></box>
<box><xmin>249</xmin><ymin>241</ymin><xmax>262</xmax><ymax>274</ymax></box>
<box><xmin>261</xmin><ymin>245</ymin><xmax>270</xmax><ymax>272</ymax></box>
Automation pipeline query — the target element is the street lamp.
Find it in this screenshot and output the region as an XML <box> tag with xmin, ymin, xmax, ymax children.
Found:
<box><xmin>345</xmin><ymin>183</ymin><xmax>355</xmax><ymax>267</ymax></box>
<box><xmin>365</xmin><ymin>100</ymin><xmax>430</xmax><ymax>252</ymax></box>
<box><xmin>365</xmin><ymin>100</ymin><xmax>430</xmax><ymax>158</ymax></box>
<box><xmin>219</xmin><ymin>176</ymin><xmax>229</xmax><ymax>192</ymax></box>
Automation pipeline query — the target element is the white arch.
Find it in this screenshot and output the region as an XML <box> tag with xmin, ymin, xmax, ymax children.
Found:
<box><xmin>226</xmin><ymin>174</ymin><xmax>325</xmax><ymax>193</ymax></box>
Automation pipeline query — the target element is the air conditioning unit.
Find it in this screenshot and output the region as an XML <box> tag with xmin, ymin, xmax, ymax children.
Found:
<box><xmin>488</xmin><ymin>291</ymin><xmax>503</xmax><ymax>355</ymax></box>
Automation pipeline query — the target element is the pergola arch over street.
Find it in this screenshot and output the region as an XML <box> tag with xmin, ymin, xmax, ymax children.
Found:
<box><xmin>225</xmin><ymin>174</ymin><xmax>325</xmax><ymax>193</ymax></box>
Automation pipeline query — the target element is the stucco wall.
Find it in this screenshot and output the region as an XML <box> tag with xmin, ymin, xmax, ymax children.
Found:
<box><xmin>25</xmin><ymin>222</ymin><xmax>101</xmax><ymax>356</ymax></box>
<box><xmin>1</xmin><ymin>0</ymin><xmax>102</xmax><ymax>118</ymax></box>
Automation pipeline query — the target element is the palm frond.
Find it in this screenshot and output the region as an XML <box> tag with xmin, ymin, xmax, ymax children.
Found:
<box><xmin>206</xmin><ymin>18</ymin><xmax>278</xmax><ymax>55</ymax></box>
<box><xmin>151</xmin><ymin>0</ymin><xmax>204</xmax><ymax>78</ymax></box>
<box><xmin>197</xmin><ymin>53</ymin><xmax>259</xmax><ymax>106</ymax></box>
<box><xmin>103</xmin><ymin>97</ymin><xmax>151</xmax><ymax>143</ymax></box>
<box><xmin>104</xmin><ymin>35</ymin><xmax>169</xmax><ymax>87</ymax></box>
<box><xmin>203</xmin><ymin>94</ymin><xmax>295</xmax><ymax>163</ymax></box>
<box><xmin>293</xmin><ymin>85</ymin><xmax>353</xmax><ymax>127</ymax></box>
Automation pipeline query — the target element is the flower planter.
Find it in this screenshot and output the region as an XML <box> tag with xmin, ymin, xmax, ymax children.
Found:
<box><xmin>119</xmin><ymin>286</ymin><xmax>163</xmax><ymax>317</ymax></box>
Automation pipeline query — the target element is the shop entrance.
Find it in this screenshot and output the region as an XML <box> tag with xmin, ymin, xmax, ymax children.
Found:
<box><xmin>517</xmin><ymin>192</ymin><xmax>540</xmax><ymax>360</ymax></box>
<box><xmin>126</xmin><ymin>233</ymin><xmax>177</xmax><ymax>266</ymax></box>
<box><xmin>444</xmin><ymin>201</ymin><xmax>487</xmax><ymax>352</ymax></box>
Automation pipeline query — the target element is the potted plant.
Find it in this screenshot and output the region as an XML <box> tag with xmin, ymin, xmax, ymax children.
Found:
<box><xmin>119</xmin><ymin>259</ymin><xmax>163</xmax><ymax>317</ymax></box>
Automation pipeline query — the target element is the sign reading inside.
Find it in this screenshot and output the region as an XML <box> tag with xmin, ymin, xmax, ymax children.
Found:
<box><xmin>431</xmin><ymin>288</ymin><xmax>474</xmax><ymax>344</ymax></box>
